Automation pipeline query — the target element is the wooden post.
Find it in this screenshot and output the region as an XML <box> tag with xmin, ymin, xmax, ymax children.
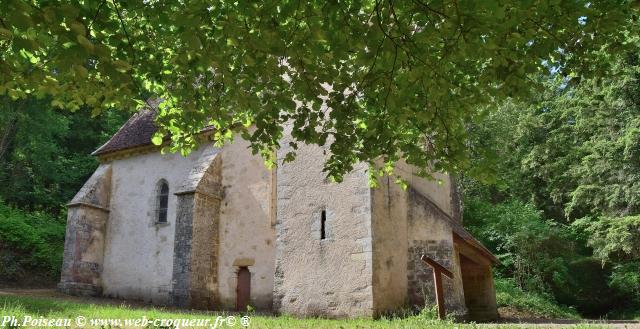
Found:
<box><xmin>433</xmin><ymin>266</ymin><xmax>445</xmax><ymax>319</ymax></box>
<box><xmin>421</xmin><ymin>255</ymin><xmax>453</xmax><ymax>320</ymax></box>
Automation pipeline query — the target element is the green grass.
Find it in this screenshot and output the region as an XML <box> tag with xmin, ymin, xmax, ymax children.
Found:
<box><xmin>495</xmin><ymin>278</ymin><xmax>581</xmax><ymax>320</ymax></box>
<box><xmin>0</xmin><ymin>294</ymin><xmax>612</xmax><ymax>328</ymax></box>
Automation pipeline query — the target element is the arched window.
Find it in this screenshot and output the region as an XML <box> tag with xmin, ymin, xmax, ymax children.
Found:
<box><xmin>157</xmin><ymin>180</ymin><xmax>169</xmax><ymax>223</ymax></box>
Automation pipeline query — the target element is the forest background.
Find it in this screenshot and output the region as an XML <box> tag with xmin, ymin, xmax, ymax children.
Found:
<box><xmin>0</xmin><ymin>56</ymin><xmax>639</xmax><ymax>320</ymax></box>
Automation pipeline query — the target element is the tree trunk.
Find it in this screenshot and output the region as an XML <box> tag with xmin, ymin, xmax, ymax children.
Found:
<box><xmin>0</xmin><ymin>98</ymin><xmax>24</xmax><ymax>164</ymax></box>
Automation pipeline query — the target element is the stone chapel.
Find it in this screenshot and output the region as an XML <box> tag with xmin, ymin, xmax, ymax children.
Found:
<box><xmin>59</xmin><ymin>108</ymin><xmax>499</xmax><ymax>320</ymax></box>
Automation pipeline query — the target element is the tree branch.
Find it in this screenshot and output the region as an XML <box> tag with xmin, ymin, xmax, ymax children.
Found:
<box><xmin>109</xmin><ymin>1</ymin><xmax>155</xmax><ymax>110</ymax></box>
<box><xmin>412</xmin><ymin>0</ymin><xmax>449</xmax><ymax>19</ymax></box>
<box><xmin>384</xmin><ymin>44</ymin><xmax>398</xmax><ymax>111</ymax></box>
<box><xmin>111</xmin><ymin>0</ymin><xmax>137</xmax><ymax>64</ymax></box>
<box><xmin>88</xmin><ymin>0</ymin><xmax>107</xmax><ymax>31</ymax></box>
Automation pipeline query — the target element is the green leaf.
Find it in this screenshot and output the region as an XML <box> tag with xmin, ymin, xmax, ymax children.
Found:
<box><xmin>76</xmin><ymin>35</ymin><xmax>94</xmax><ymax>52</ymax></box>
<box><xmin>151</xmin><ymin>134</ymin><xmax>163</xmax><ymax>145</ymax></box>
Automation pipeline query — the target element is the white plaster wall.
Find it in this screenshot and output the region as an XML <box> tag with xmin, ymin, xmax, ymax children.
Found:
<box><xmin>217</xmin><ymin>137</ymin><xmax>275</xmax><ymax>310</ymax></box>
<box><xmin>371</xmin><ymin>176</ymin><xmax>409</xmax><ymax>315</ymax></box>
<box><xmin>395</xmin><ymin>160</ymin><xmax>453</xmax><ymax>216</ymax></box>
<box><xmin>101</xmin><ymin>146</ymin><xmax>212</xmax><ymax>304</ymax></box>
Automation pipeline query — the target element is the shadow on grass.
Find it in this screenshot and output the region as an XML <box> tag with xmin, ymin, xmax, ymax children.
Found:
<box><xmin>0</xmin><ymin>295</ymin><xmax>97</xmax><ymax>315</ymax></box>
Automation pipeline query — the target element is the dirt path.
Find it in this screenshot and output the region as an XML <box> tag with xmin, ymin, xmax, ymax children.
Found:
<box><xmin>492</xmin><ymin>317</ymin><xmax>640</xmax><ymax>328</ymax></box>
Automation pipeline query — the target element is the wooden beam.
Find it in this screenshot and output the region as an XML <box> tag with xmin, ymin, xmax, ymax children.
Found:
<box><xmin>421</xmin><ymin>255</ymin><xmax>453</xmax><ymax>278</ymax></box>
<box><xmin>433</xmin><ymin>266</ymin><xmax>445</xmax><ymax>319</ymax></box>
<box><xmin>453</xmin><ymin>233</ymin><xmax>498</xmax><ymax>265</ymax></box>
<box><xmin>420</xmin><ymin>255</ymin><xmax>454</xmax><ymax>320</ymax></box>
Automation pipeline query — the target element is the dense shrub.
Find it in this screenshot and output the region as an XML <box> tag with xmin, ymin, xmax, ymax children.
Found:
<box><xmin>0</xmin><ymin>97</ymin><xmax>127</xmax><ymax>214</ymax></box>
<box><xmin>0</xmin><ymin>200</ymin><xmax>65</xmax><ymax>285</ymax></box>
<box><xmin>494</xmin><ymin>278</ymin><xmax>580</xmax><ymax>319</ymax></box>
<box><xmin>609</xmin><ymin>262</ymin><xmax>640</xmax><ymax>302</ymax></box>
<box><xmin>573</xmin><ymin>216</ymin><xmax>640</xmax><ymax>263</ymax></box>
<box><xmin>464</xmin><ymin>198</ymin><xmax>574</xmax><ymax>293</ymax></box>
<box><xmin>463</xmin><ymin>198</ymin><xmax>631</xmax><ymax>315</ymax></box>
<box><xmin>573</xmin><ymin>215</ymin><xmax>640</xmax><ymax>308</ymax></box>
<box><xmin>553</xmin><ymin>257</ymin><xmax>620</xmax><ymax>316</ymax></box>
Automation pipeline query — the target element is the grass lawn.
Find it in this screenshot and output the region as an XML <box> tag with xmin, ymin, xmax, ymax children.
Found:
<box><xmin>0</xmin><ymin>294</ymin><xmax>617</xmax><ymax>329</ymax></box>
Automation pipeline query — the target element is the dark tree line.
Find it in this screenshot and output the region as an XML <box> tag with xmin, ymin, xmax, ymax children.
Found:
<box><xmin>464</xmin><ymin>54</ymin><xmax>640</xmax><ymax>317</ymax></box>
<box><xmin>0</xmin><ymin>98</ymin><xmax>126</xmax><ymax>285</ymax></box>
<box><xmin>0</xmin><ymin>97</ymin><xmax>127</xmax><ymax>214</ymax></box>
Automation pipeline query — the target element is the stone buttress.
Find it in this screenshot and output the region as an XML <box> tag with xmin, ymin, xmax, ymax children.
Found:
<box><xmin>170</xmin><ymin>149</ymin><xmax>222</xmax><ymax>309</ymax></box>
<box><xmin>59</xmin><ymin>164</ymin><xmax>112</xmax><ymax>296</ymax></box>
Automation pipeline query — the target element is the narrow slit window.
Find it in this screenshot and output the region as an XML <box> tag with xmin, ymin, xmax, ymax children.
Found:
<box><xmin>320</xmin><ymin>210</ymin><xmax>327</xmax><ymax>240</ymax></box>
<box><xmin>157</xmin><ymin>181</ymin><xmax>169</xmax><ymax>223</ymax></box>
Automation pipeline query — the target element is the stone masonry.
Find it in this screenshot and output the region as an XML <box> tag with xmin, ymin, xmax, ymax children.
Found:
<box><xmin>59</xmin><ymin>164</ymin><xmax>112</xmax><ymax>296</ymax></box>
<box><xmin>406</xmin><ymin>187</ymin><xmax>467</xmax><ymax>316</ymax></box>
<box><xmin>273</xmin><ymin>129</ymin><xmax>374</xmax><ymax>318</ymax></box>
<box><xmin>60</xmin><ymin>112</ymin><xmax>498</xmax><ymax>320</ymax></box>
<box><xmin>171</xmin><ymin>152</ymin><xmax>222</xmax><ymax>309</ymax></box>
<box><xmin>407</xmin><ymin>240</ymin><xmax>456</xmax><ymax>310</ymax></box>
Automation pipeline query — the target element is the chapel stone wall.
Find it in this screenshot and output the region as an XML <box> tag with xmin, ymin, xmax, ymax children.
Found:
<box><xmin>100</xmin><ymin>147</ymin><xmax>211</xmax><ymax>304</ymax></box>
<box><xmin>405</xmin><ymin>187</ymin><xmax>467</xmax><ymax>317</ymax></box>
<box><xmin>170</xmin><ymin>152</ymin><xmax>222</xmax><ymax>309</ymax></box>
<box><xmin>216</xmin><ymin>137</ymin><xmax>276</xmax><ymax>310</ymax></box>
<box><xmin>274</xmin><ymin>131</ymin><xmax>374</xmax><ymax>318</ymax></box>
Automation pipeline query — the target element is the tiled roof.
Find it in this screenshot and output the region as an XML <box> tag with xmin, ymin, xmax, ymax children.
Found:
<box><xmin>408</xmin><ymin>186</ymin><xmax>499</xmax><ymax>264</ymax></box>
<box><xmin>92</xmin><ymin>108</ymin><xmax>159</xmax><ymax>156</ymax></box>
<box><xmin>449</xmin><ymin>219</ymin><xmax>499</xmax><ymax>264</ymax></box>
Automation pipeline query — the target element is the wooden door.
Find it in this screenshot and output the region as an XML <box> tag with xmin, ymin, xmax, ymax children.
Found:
<box><xmin>236</xmin><ymin>267</ymin><xmax>251</xmax><ymax>311</ymax></box>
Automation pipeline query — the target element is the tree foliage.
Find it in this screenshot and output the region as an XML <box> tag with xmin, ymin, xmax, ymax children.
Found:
<box><xmin>464</xmin><ymin>198</ymin><xmax>574</xmax><ymax>292</ymax></box>
<box><xmin>466</xmin><ymin>54</ymin><xmax>640</xmax><ymax>221</ymax></box>
<box><xmin>573</xmin><ymin>215</ymin><xmax>640</xmax><ymax>301</ymax></box>
<box><xmin>0</xmin><ymin>96</ymin><xmax>126</xmax><ymax>212</ymax></box>
<box><xmin>1</xmin><ymin>0</ymin><xmax>637</xmax><ymax>180</ymax></box>
<box><xmin>464</xmin><ymin>54</ymin><xmax>640</xmax><ymax>316</ymax></box>
<box><xmin>0</xmin><ymin>199</ymin><xmax>65</xmax><ymax>284</ymax></box>
<box><xmin>0</xmin><ymin>95</ymin><xmax>124</xmax><ymax>286</ymax></box>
